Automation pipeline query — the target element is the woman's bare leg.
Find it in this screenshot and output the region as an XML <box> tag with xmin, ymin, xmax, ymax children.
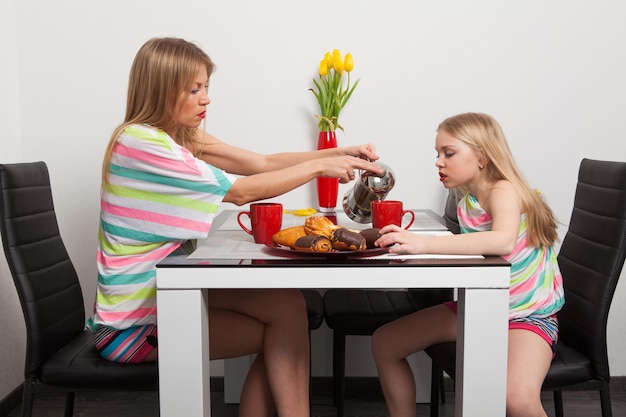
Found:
<box><xmin>239</xmin><ymin>353</ymin><xmax>275</xmax><ymax>417</ymax></box>
<box><xmin>207</xmin><ymin>289</ymin><xmax>310</xmax><ymax>417</ymax></box>
<box><xmin>372</xmin><ymin>304</ymin><xmax>457</xmax><ymax>417</ymax></box>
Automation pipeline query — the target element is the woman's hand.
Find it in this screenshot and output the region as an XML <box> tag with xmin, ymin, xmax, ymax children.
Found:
<box><xmin>343</xmin><ymin>143</ymin><xmax>380</xmax><ymax>162</ymax></box>
<box><xmin>318</xmin><ymin>155</ymin><xmax>384</xmax><ymax>184</ymax></box>
<box><xmin>375</xmin><ymin>225</ymin><xmax>425</xmax><ymax>254</ymax></box>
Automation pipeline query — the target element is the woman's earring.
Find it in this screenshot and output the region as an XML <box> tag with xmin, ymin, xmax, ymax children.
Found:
<box><xmin>478</xmin><ymin>164</ymin><xmax>484</xmax><ymax>169</ymax></box>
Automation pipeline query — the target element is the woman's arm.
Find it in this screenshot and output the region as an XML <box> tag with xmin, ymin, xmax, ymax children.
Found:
<box><xmin>194</xmin><ymin>130</ymin><xmax>379</xmax><ymax>175</ymax></box>
<box><xmin>223</xmin><ymin>155</ymin><xmax>382</xmax><ymax>205</ymax></box>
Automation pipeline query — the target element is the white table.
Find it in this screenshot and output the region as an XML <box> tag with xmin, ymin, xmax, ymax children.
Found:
<box><xmin>156</xmin><ymin>210</ymin><xmax>510</xmax><ymax>417</ymax></box>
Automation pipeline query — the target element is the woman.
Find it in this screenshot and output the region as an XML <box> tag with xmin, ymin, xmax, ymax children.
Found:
<box><xmin>87</xmin><ymin>37</ymin><xmax>382</xmax><ymax>417</ymax></box>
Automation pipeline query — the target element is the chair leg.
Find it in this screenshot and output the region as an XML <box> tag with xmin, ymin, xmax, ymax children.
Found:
<box><xmin>332</xmin><ymin>330</ymin><xmax>346</xmax><ymax>417</ymax></box>
<box><xmin>430</xmin><ymin>364</ymin><xmax>440</xmax><ymax>417</ymax></box>
<box><xmin>599</xmin><ymin>382</ymin><xmax>613</xmax><ymax>417</ymax></box>
<box><xmin>439</xmin><ymin>369</ymin><xmax>446</xmax><ymax>404</ymax></box>
<box><xmin>64</xmin><ymin>392</ymin><xmax>75</xmax><ymax>417</ymax></box>
<box><xmin>553</xmin><ymin>390</ymin><xmax>564</xmax><ymax>417</ymax></box>
<box><xmin>21</xmin><ymin>379</ymin><xmax>35</xmax><ymax>417</ymax></box>
<box><xmin>307</xmin><ymin>329</ymin><xmax>316</xmax><ymax>415</ymax></box>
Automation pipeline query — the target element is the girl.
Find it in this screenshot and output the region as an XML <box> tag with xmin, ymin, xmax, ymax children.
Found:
<box><xmin>87</xmin><ymin>37</ymin><xmax>382</xmax><ymax>417</ymax></box>
<box><xmin>372</xmin><ymin>112</ymin><xmax>564</xmax><ymax>417</ymax></box>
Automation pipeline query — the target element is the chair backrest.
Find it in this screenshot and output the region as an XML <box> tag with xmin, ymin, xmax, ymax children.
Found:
<box><xmin>442</xmin><ymin>188</ymin><xmax>463</xmax><ymax>234</ymax></box>
<box><xmin>557</xmin><ymin>158</ymin><xmax>626</xmax><ymax>381</ymax></box>
<box><xmin>0</xmin><ymin>162</ymin><xmax>86</xmax><ymax>379</ymax></box>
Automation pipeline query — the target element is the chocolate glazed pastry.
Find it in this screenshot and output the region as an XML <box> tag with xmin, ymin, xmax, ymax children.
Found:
<box><xmin>359</xmin><ymin>228</ymin><xmax>381</xmax><ymax>249</ymax></box>
<box><xmin>293</xmin><ymin>235</ymin><xmax>333</xmax><ymax>252</ymax></box>
<box><xmin>330</xmin><ymin>228</ymin><xmax>367</xmax><ymax>251</ymax></box>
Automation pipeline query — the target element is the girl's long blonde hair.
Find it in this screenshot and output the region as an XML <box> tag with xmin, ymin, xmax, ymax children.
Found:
<box><xmin>438</xmin><ymin>112</ymin><xmax>558</xmax><ymax>247</ymax></box>
<box><xmin>101</xmin><ymin>37</ymin><xmax>214</xmax><ymax>185</ymax></box>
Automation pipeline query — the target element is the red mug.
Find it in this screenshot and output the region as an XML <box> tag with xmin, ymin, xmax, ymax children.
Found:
<box><xmin>371</xmin><ymin>200</ymin><xmax>415</xmax><ymax>230</ymax></box>
<box><xmin>237</xmin><ymin>203</ymin><xmax>283</xmax><ymax>243</ymax></box>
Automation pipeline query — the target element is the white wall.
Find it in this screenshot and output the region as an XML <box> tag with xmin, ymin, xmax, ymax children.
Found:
<box><xmin>1</xmin><ymin>0</ymin><xmax>27</xmax><ymax>401</ymax></box>
<box><xmin>2</xmin><ymin>0</ymin><xmax>626</xmax><ymax>399</ymax></box>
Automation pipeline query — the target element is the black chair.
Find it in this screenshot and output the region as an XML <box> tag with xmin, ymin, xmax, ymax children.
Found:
<box><xmin>301</xmin><ymin>289</ymin><xmax>324</xmax><ymax>332</ymax></box>
<box><xmin>323</xmin><ymin>288</ymin><xmax>451</xmax><ymax>416</ymax></box>
<box><xmin>322</xmin><ymin>190</ymin><xmax>462</xmax><ymax>417</ymax></box>
<box><xmin>0</xmin><ymin>162</ymin><xmax>159</xmax><ymax>417</ymax></box>
<box><xmin>427</xmin><ymin>158</ymin><xmax>626</xmax><ymax>417</ymax></box>
<box><xmin>301</xmin><ymin>288</ymin><xmax>324</xmax><ymax>405</ymax></box>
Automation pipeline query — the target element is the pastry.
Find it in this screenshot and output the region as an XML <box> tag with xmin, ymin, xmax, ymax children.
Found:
<box><xmin>359</xmin><ymin>228</ymin><xmax>381</xmax><ymax>249</ymax></box>
<box><xmin>330</xmin><ymin>227</ymin><xmax>367</xmax><ymax>251</ymax></box>
<box><xmin>272</xmin><ymin>226</ymin><xmax>307</xmax><ymax>247</ymax></box>
<box><xmin>272</xmin><ymin>226</ymin><xmax>332</xmax><ymax>252</ymax></box>
<box><xmin>304</xmin><ymin>216</ymin><xmax>367</xmax><ymax>251</ymax></box>
<box><xmin>292</xmin><ymin>235</ymin><xmax>333</xmax><ymax>252</ymax></box>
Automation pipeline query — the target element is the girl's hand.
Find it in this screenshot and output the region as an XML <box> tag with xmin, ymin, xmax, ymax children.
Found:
<box><xmin>375</xmin><ymin>225</ymin><xmax>425</xmax><ymax>254</ymax></box>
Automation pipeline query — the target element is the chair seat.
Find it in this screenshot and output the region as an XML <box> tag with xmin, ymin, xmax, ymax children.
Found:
<box><xmin>324</xmin><ymin>289</ymin><xmax>421</xmax><ymax>333</ymax></box>
<box><xmin>425</xmin><ymin>340</ymin><xmax>595</xmax><ymax>389</ymax></box>
<box><xmin>40</xmin><ymin>330</ymin><xmax>158</xmax><ymax>390</ymax></box>
<box><xmin>543</xmin><ymin>342</ymin><xmax>594</xmax><ymax>389</ymax></box>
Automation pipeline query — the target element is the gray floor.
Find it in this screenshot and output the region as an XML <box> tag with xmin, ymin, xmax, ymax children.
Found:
<box><xmin>4</xmin><ymin>378</ymin><xmax>625</xmax><ymax>417</ymax></box>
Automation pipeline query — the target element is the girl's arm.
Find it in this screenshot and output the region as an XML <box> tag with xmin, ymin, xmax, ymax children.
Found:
<box><xmin>376</xmin><ymin>182</ymin><xmax>521</xmax><ymax>256</ymax></box>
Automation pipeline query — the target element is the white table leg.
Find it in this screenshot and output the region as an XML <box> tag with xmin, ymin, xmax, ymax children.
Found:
<box><xmin>157</xmin><ymin>289</ymin><xmax>211</xmax><ymax>417</ymax></box>
<box><xmin>455</xmin><ymin>288</ymin><xmax>509</xmax><ymax>417</ymax></box>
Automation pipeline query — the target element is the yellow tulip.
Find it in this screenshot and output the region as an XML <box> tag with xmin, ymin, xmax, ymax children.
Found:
<box><xmin>319</xmin><ymin>59</ymin><xmax>329</xmax><ymax>76</ymax></box>
<box><xmin>344</xmin><ymin>53</ymin><xmax>354</xmax><ymax>72</ymax></box>
<box><xmin>324</xmin><ymin>51</ymin><xmax>332</xmax><ymax>65</ymax></box>
<box><xmin>332</xmin><ymin>51</ymin><xmax>344</xmax><ymax>74</ymax></box>
<box><xmin>331</xmin><ymin>49</ymin><xmax>341</xmax><ymax>69</ymax></box>
<box><xmin>310</xmin><ymin>48</ymin><xmax>359</xmax><ymax>132</ymax></box>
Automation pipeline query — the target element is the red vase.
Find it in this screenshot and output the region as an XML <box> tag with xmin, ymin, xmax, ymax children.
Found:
<box><xmin>316</xmin><ymin>131</ymin><xmax>339</xmax><ymax>213</ymax></box>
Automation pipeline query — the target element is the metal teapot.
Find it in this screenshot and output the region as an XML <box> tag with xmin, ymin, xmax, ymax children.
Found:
<box><xmin>342</xmin><ymin>162</ymin><xmax>395</xmax><ymax>223</ymax></box>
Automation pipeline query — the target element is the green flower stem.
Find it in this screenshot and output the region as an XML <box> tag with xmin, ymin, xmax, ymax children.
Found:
<box><xmin>311</xmin><ymin>60</ymin><xmax>359</xmax><ymax>132</ymax></box>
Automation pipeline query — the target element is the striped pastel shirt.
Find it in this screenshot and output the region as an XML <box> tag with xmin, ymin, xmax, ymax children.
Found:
<box><xmin>457</xmin><ymin>193</ymin><xmax>564</xmax><ymax>320</ymax></box>
<box><xmin>86</xmin><ymin>124</ymin><xmax>235</xmax><ymax>331</ymax></box>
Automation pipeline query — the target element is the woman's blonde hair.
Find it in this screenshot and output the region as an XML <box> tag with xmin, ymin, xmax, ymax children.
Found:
<box><xmin>438</xmin><ymin>112</ymin><xmax>558</xmax><ymax>247</ymax></box>
<box><xmin>101</xmin><ymin>37</ymin><xmax>214</xmax><ymax>185</ymax></box>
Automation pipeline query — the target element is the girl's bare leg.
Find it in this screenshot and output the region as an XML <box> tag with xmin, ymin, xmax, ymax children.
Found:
<box><xmin>207</xmin><ymin>289</ymin><xmax>310</xmax><ymax>417</ymax></box>
<box><xmin>506</xmin><ymin>329</ymin><xmax>552</xmax><ymax>417</ymax></box>
<box><xmin>372</xmin><ymin>304</ymin><xmax>457</xmax><ymax>417</ymax></box>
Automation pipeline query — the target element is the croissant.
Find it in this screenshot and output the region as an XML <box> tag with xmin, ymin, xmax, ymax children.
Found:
<box><xmin>304</xmin><ymin>216</ymin><xmax>367</xmax><ymax>251</ymax></box>
<box><xmin>272</xmin><ymin>226</ymin><xmax>307</xmax><ymax>247</ymax></box>
<box><xmin>303</xmin><ymin>215</ymin><xmax>338</xmax><ymax>236</ymax></box>
<box><xmin>271</xmin><ymin>226</ymin><xmax>333</xmax><ymax>252</ymax></box>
